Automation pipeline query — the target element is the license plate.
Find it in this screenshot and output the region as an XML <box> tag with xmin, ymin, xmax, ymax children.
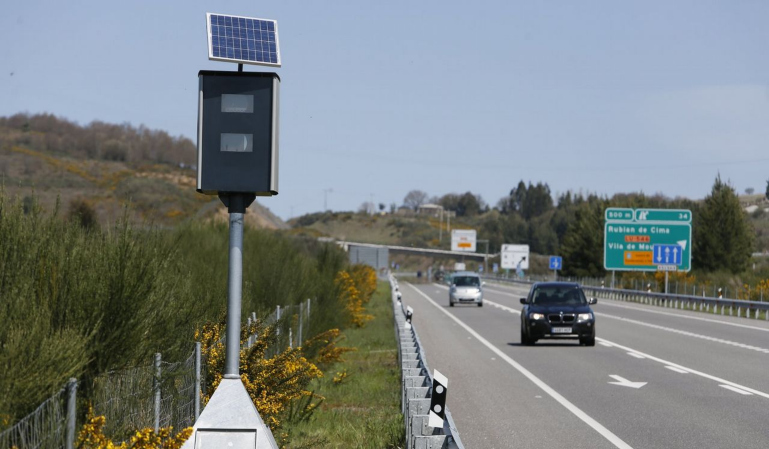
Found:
<box><xmin>552</xmin><ymin>327</ymin><xmax>572</xmax><ymax>334</ymax></box>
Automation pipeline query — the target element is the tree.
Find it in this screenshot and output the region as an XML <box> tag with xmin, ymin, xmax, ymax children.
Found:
<box><xmin>745</xmin><ymin>187</ymin><xmax>755</xmax><ymax>195</ymax></box>
<box><xmin>693</xmin><ymin>175</ymin><xmax>754</xmax><ymax>273</ymax></box>
<box><xmin>403</xmin><ymin>190</ymin><xmax>428</xmax><ymax>210</ymax></box>
<box><xmin>766</xmin><ymin>179</ymin><xmax>769</xmax><ymax>200</ymax></box>
<box><xmin>498</xmin><ymin>181</ymin><xmax>553</xmax><ymax>219</ymax></box>
<box><xmin>560</xmin><ymin>199</ymin><xmax>606</xmax><ymax>277</ymax></box>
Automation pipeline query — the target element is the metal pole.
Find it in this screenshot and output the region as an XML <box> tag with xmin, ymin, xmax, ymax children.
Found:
<box><xmin>439</xmin><ymin>209</ymin><xmax>443</xmax><ymax>243</ymax></box>
<box><xmin>298</xmin><ymin>302</ymin><xmax>303</xmax><ymax>346</ymax></box>
<box><xmin>225</xmin><ymin>199</ymin><xmax>245</xmax><ymax>378</ymax></box>
<box><xmin>194</xmin><ymin>342</ymin><xmax>201</xmax><ymax>420</ymax></box>
<box><xmin>611</xmin><ymin>271</ymin><xmax>615</xmax><ymax>289</ymax></box>
<box><xmin>154</xmin><ymin>353</ymin><xmax>161</xmax><ymax>432</ymax></box>
<box><xmin>66</xmin><ymin>378</ymin><xmax>77</xmax><ymax>449</ymax></box>
<box><xmin>665</xmin><ymin>272</ymin><xmax>669</xmax><ymax>294</ymax></box>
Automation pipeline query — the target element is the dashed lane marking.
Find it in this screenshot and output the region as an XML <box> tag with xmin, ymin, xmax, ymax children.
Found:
<box><xmin>409</xmin><ymin>283</ymin><xmax>635</xmax><ymax>449</ymax></box>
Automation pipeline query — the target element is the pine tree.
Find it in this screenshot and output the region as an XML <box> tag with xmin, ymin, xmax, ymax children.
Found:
<box><xmin>693</xmin><ymin>175</ymin><xmax>754</xmax><ymax>273</ymax></box>
<box><xmin>560</xmin><ymin>198</ymin><xmax>606</xmax><ymax>277</ymax></box>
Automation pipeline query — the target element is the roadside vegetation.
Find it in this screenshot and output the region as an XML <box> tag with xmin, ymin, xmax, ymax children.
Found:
<box><xmin>0</xmin><ymin>189</ymin><xmax>399</xmax><ymax>449</ymax></box>
<box><xmin>286</xmin><ymin>282</ymin><xmax>403</xmax><ymax>449</ymax></box>
<box><xmin>293</xmin><ymin>176</ymin><xmax>769</xmax><ymax>296</ymax></box>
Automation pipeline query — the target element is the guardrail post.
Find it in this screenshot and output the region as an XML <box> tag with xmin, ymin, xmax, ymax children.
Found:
<box><xmin>154</xmin><ymin>352</ymin><xmax>161</xmax><ymax>432</ymax></box>
<box><xmin>66</xmin><ymin>378</ymin><xmax>77</xmax><ymax>449</ymax></box>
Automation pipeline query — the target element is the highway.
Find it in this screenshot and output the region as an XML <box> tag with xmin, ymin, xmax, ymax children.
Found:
<box><xmin>400</xmin><ymin>280</ymin><xmax>769</xmax><ymax>449</ymax></box>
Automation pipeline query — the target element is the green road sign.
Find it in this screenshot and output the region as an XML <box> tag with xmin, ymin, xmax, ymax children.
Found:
<box><xmin>604</xmin><ymin>208</ymin><xmax>692</xmax><ymax>272</ymax></box>
<box><xmin>634</xmin><ymin>209</ymin><xmax>692</xmax><ymax>223</ymax></box>
<box><xmin>605</xmin><ymin>207</ymin><xmax>634</xmax><ymax>222</ymax></box>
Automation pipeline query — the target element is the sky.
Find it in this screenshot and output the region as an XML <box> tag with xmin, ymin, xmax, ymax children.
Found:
<box><xmin>2</xmin><ymin>1</ymin><xmax>768</xmax><ymax>220</ymax></box>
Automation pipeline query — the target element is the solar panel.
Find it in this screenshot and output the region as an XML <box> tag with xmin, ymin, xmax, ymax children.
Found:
<box><xmin>207</xmin><ymin>13</ymin><xmax>281</xmax><ymax>67</ymax></box>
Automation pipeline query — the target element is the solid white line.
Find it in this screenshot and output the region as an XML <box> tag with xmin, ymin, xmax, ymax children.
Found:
<box><xmin>408</xmin><ymin>283</ymin><xmax>634</xmax><ymax>449</ymax></box>
<box><xmin>597</xmin><ymin>301</ymin><xmax>769</xmax><ymax>333</ymax></box>
<box><xmin>482</xmin><ymin>284</ymin><xmax>769</xmax><ymax>355</ymax></box>
<box><xmin>720</xmin><ymin>385</ymin><xmax>753</xmax><ymax>396</ymax></box>
<box><xmin>485</xmin><ymin>284</ymin><xmax>769</xmax><ymax>334</ymax></box>
<box><xmin>597</xmin><ymin>312</ymin><xmax>769</xmax><ymax>354</ymax></box>
<box><xmin>475</xmin><ymin>296</ymin><xmax>769</xmax><ymax>401</ymax></box>
<box><xmin>664</xmin><ymin>366</ymin><xmax>689</xmax><ymax>374</ymax></box>
<box><xmin>627</xmin><ymin>352</ymin><xmax>646</xmax><ymax>359</ymax></box>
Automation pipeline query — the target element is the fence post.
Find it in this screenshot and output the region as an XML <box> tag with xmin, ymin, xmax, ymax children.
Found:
<box><xmin>66</xmin><ymin>378</ymin><xmax>77</xmax><ymax>449</ymax></box>
<box><xmin>298</xmin><ymin>302</ymin><xmax>303</xmax><ymax>346</ymax></box>
<box><xmin>194</xmin><ymin>342</ymin><xmax>201</xmax><ymax>420</ymax></box>
<box><xmin>154</xmin><ymin>353</ymin><xmax>161</xmax><ymax>432</ymax></box>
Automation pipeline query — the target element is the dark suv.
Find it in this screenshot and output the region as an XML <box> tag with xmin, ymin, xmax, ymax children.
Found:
<box><xmin>520</xmin><ymin>282</ymin><xmax>596</xmax><ymax>346</ymax></box>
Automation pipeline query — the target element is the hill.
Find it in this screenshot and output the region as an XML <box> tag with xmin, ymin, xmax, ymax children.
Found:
<box><xmin>0</xmin><ymin>113</ymin><xmax>287</xmax><ymax>229</ymax></box>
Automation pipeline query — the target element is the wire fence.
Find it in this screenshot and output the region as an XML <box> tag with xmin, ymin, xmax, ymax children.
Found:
<box><xmin>0</xmin><ymin>383</ymin><xmax>70</xmax><ymax>449</ymax></box>
<box><xmin>0</xmin><ymin>298</ymin><xmax>313</xmax><ymax>449</ymax></box>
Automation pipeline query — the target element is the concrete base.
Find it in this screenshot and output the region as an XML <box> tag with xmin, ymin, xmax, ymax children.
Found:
<box><xmin>180</xmin><ymin>378</ymin><xmax>278</xmax><ymax>449</ymax></box>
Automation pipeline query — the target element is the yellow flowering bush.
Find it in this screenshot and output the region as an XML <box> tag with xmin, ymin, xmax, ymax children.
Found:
<box><xmin>336</xmin><ymin>270</ymin><xmax>374</xmax><ymax>328</ymax></box>
<box><xmin>332</xmin><ymin>370</ymin><xmax>349</xmax><ymax>385</ymax></box>
<box><xmin>736</xmin><ymin>279</ymin><xmax>769</xmax><ymax>301</ymax></box>
<box><xmin>348</xmin><ymin>264</ymin><xmax>378</xmax><ymax>305</ymax></box>
<box><xmin>76</xmin><ymin>407</ymin><xmax>192</xmax><ymax>449</ymax></box>
<box><xmin>196</xmin><ymin>318</ymin><xmax>352</xmax><ymax>434</ymax></box>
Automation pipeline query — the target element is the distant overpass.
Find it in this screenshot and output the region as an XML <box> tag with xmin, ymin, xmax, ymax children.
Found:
<box><xmin>339</xmin><ymin>241</ymin><xmax>492</xmax><ymax>260</ymax></box>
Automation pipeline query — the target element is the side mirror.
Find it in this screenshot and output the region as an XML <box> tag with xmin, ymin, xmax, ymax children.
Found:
<box><xmin>520</xmin><ymin>298</ymin><xmax>528</xmax><ymax>304</ymax></box>
<box><xmin>482</xmin><ymin>282</ymin><xmax>486</xmax><ymax>286</ymax></box>
<box><xmin>589</xmin><ymin>298</ymin><xmax>598</xmax><ymax>305</ymax></box>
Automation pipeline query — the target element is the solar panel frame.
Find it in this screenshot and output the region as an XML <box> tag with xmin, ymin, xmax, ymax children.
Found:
<box><xmin>206</xmin><ymin>12</ymin><xmax>281</xmax><ymax>67</ymax></box>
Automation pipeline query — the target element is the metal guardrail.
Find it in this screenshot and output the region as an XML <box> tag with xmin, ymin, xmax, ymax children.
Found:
<box><xmin>389</xmin><ymin>276</ymin><xmax>464</xmax><ymax>449</ymax></box>
<box><xmin>483</xmin><ymin>275</ymin><xmax>769</xmax><ymax>320</ymax></box>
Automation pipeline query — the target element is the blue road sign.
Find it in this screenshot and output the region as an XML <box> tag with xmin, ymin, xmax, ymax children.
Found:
<box><xmin>653</xmin><ymin>244</ymin><xmax>683</xmax><ymax>266</ymax></box>
<box><xmin>549</xmin><ymin>256</ymin><xmax>563</xmax><ymax>271</ymax></box>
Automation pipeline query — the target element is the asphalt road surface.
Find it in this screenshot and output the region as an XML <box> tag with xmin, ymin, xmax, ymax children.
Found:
<box><xmin>400</xmin><ymin>280</ymin><xmax>769</xmax><ymax>449</ymax></box>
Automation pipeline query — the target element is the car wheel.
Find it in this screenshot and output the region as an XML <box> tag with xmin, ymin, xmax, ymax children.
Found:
<box><xmin>477</xmin><ymin>302</ymin><xmax>483</xmax><ymax>307</ymax></box>
<box><xmin>580</xmin><ymin>337</ymin><xmax>595</xmax><ymax>346</ymax></box>
<box><xmin>449</xmin><ymin>301</ymin><xmax>454</xmax><ymax>307</ymax></box>
<box><xmin>521</xmin><ymin>327</ymin><xmax>533</xmax><ymax>345</ymax></box>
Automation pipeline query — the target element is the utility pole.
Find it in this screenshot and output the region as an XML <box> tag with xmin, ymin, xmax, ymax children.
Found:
<box><xmin>323</xmin><ymin>188</ymin><xmax>333</xmax><ymax>211</ymax></box>
<box><xmin>439</xmin><ymin>208</ymin><xmax>443</xmax><ymax>243</ymax></box>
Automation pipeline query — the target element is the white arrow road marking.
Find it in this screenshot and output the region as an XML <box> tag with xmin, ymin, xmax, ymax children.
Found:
<box><xmin>720</xmin><ymin>385</ymin><xmax>753</xmax><ymax>395</ymax></box>
<box><xmin>408</xmin><ymin>283</ymin><xmax>635</xmax><ymax>449</ymax></box>
<box><xmin>469</xmin><ymin>296</ymin><xmax>769</xmax><ymax>400</ymax></box>
<box><xmin>608</xmin><ymin>375</ymin><xmax>647</xmax><ymax>389</ymax></box>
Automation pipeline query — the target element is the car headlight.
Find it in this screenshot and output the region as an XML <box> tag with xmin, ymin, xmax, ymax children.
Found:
<box><xmin>578</xmin><ymin>313</ymin><xmax>593</xmax><ymax>321</ymax></box>
<box><xmin>530</xmin><ymin>313</ymin><xmax>545</xmax><ymax>320</ymax></box>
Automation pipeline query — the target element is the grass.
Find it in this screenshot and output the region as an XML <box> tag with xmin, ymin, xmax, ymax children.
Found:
<box><xmin>286</xmin><ymin>281</ymin><xmax>404</xmax><ymax>449</ymax></box>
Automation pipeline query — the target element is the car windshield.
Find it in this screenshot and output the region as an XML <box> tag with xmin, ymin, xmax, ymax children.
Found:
<box><xmin>531</xmin><ymin>286</ymin><xmax>587</xmax><ymax>305</ymax></box>
<box><xmin>454</xmin><ymin>276</ymin><xmax>480</xmax><ymax>287</ymax></box>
